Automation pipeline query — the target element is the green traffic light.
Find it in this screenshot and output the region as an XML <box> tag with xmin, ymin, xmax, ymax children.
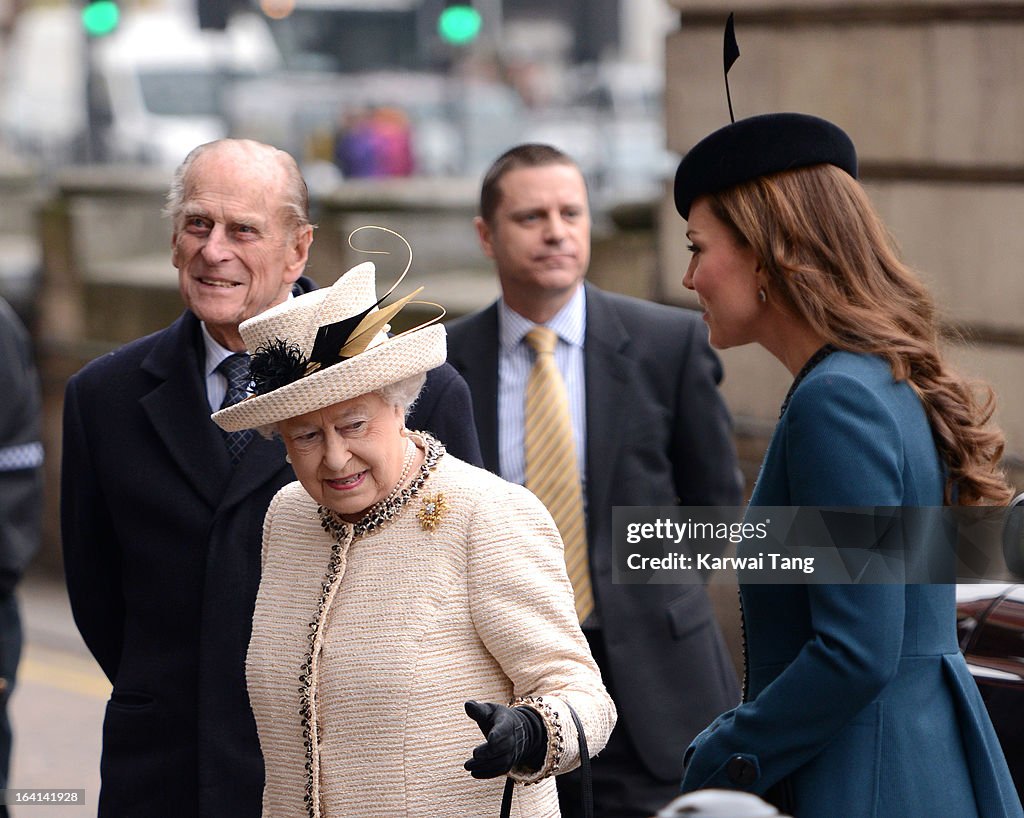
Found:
<box><xmin>82</xmin><ymin>0</ymin><xmax>119</xmax><ymax>36</ymax></box>
<box><xmin>438</xmin><ymin>5</ymin><xmax>481</xmax><ymax>45</ymax></box>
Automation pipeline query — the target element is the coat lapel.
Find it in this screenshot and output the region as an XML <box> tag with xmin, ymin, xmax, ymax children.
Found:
<box><xmin>220</xmin><ymin>433</ymin><xmax>292</xmax><ymax>510</ymax></box>
<box><xmin>140</xmin><ymin>311</ymin><xmax>297</xmax><ymax>512</ymax></box>
<box><xmin>218</xmin><ymin>272</ymin><xmax>317</xmax><ymax>506</ymax></box>
<box><xmin>583</xmin><ymin>285</ymin><xmax>632</xmax><ymax>540</ymax></box>
<box><xmin>140</xmin><ymin>312</ymin><xmax>233</xmax><ymax>508</ymax></box>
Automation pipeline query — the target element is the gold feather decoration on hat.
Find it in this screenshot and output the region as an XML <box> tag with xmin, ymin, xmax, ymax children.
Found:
<box><xmin>337</xmin><ymin>286</ymin><xmax>424</xmax><ymax>358</ymax></box>
<box><xmin>309</xmin><ymin>226</ymin><xmax>446</xmax><ymax>361</ymax></box>
<box><xmin>306</xmin><ymin>226</ymin><xmax>414</xmax><ymax>367</ymax></box>
<box><xmin>248</xmin><ymin>226</ymin><xmax>448</xmax><ymax>397</ymax></box>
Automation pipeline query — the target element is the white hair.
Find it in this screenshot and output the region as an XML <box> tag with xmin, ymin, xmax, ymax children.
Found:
<box><xmin>164</xmin><ymin>139</ymin><xmax>311</xmax><ymax>232</ymax></box>
<box><xmin>377</xmin><ymin>372</ymin><xmax>427</xmax><ymax>417</ymax></box>
<box><xmin>260</xmin><ymin>371</ymin><xmax>427</xmax><ymax>440</ymax></box>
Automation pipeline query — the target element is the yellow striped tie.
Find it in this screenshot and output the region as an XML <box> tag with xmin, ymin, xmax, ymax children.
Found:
<box><xmin>524</xmin><ymin>326</ymin><xmax>593</xmax><ymax>622</ymax></box>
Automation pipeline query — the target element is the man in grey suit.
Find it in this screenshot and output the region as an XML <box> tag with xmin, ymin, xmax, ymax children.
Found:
<box><xmin>446</xmin><ymin>143</ymin><xmax>742</xmax><ymax>818</ymax></box>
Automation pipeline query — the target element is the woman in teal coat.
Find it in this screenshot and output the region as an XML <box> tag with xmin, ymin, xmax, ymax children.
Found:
<box><xmin>673</xmin><ymin>112</ymin><xmax>1022</xmax><ymax>817</ymax></box>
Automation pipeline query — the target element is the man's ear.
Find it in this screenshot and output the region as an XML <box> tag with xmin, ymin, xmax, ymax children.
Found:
<box><xmin>170</xmin><ymin>232</ymin><xmax>181</xmax><ymax>269</ymax></box>
<box><xmin>285</xmin><ymin>224</ymin><xmax>314</xmax><ymax>284</ymax></box>
<box><xmin>474</xmin><ymin>216</ymin><xmax>496</xmax><ymax>260</ymax></box>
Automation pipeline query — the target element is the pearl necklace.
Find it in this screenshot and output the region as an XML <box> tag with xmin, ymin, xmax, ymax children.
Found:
<box><xmin>318</xmin><ymin>433</ymin><xmax>445</xmax><ymax>539</ymax></box>
<box><xmin>380</xmin><ymin>437</ymin><xmax>416</xmax><ymax>506</ymax></box>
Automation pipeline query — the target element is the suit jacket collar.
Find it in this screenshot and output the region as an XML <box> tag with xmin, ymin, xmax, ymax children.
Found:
<box><xmin>582</xmin><ymin>283</ymin><xmax>632</xmax><ymax>535</ymax></box>
<box><xmin>140</xmin><ymin>310</ymin><xmax>292</xmax><ymax>510</ymax></box>
<box><xmin>454</xmin><ymin>285</ymin><xmax>634</xmax><ymax>520</ymax></box>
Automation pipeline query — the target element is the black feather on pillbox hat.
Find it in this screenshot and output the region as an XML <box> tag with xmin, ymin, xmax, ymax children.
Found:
<box><xmin>673</xmin><ymin>112</ymin><xmax>858</xmax><ymax>219</ymax></box>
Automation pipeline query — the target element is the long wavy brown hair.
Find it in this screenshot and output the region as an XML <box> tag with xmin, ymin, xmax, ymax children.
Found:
<box><xmin>707</xmin><ymin>164</ymin><xmax>1011</xmax><ymax>506</ymax></box>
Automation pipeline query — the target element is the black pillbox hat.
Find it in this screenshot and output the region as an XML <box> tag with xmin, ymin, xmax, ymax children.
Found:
<box><xmin>673</xmin><ymin>112</ymin><xmax>858</xmax><ymax>219</ymax></box>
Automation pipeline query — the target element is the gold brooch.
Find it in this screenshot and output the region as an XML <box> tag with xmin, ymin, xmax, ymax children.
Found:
<box><xmin>417</xmin><ymin>493</ymin><xmax>448</xmax><ymax>531</ymax></box>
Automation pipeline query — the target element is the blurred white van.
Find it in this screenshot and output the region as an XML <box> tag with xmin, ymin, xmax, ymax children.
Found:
<box><xmin>1</xmin><ymin>6</ymin><xmax>88</xmax><ymax>163</ymax></box>
<box><xmin>90</xmin><ymin>11</ymin><xmax>281</xmax><ymax>166</ymax></box>
<box><xmin>1</xmin><ymin>8</ymin><xmax>280</xmax><ymax>167</ymax></box>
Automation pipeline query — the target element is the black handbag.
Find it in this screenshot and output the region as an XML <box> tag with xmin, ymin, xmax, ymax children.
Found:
<box><xmin>499</xmin><ymin>702</ymin><xmax>592</xmax><ymax>818</ymax></box>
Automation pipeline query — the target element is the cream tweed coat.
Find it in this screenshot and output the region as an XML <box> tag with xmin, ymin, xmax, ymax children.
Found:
<box><xmin>247</xmin><ymin>446</ymin><xmax>617</xmax><ymax>818</ymax></box>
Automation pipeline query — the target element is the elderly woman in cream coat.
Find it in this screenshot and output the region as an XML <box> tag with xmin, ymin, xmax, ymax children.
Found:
<box><xmin>213</xmin><ymin>261</ymin><xmax>615</xmax><ymax>818</ymax></box>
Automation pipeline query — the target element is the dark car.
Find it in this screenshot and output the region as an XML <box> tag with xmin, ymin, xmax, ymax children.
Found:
<box><xmin>957</xmin><ymin>583</ymin><xmax>1024</xmax><ymax>801</ymax></box>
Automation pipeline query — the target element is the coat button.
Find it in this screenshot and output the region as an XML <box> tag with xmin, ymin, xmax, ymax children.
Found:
<box><xmin>726</xmin><ymin>755</ymin><xmax>757</xmax><ymax>787</ymax></box>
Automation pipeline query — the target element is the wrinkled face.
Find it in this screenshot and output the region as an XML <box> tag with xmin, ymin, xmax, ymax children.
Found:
<box><xmin>277</xmin><ymin>393</ymin><xmax>406</xmax><ymax>520</ymax></box>
<box><xmin>477</xmin><ymin>163</ymin><xmax>590</xmax><ymax>308</ymax></box>
<box><xmin>682</xmin><ymin>198</ymin><xmax>764</xmax><ymax>350</ymax></box>
<box><xmin>172</xmin><ymin>146</ymin><xmax>311</xmax><ymax>350</ymax></box>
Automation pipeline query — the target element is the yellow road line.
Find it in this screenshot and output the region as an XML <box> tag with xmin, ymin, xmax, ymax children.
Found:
<box><xmin>18</xmin><ymin>645</ymin><xmax>111</xmax><ymax>700</ymax></box>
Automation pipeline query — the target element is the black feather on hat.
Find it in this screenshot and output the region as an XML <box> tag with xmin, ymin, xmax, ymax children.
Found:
<box><xmin>673</xmin><ymin>15</ymin><xmax>858</xmax><ymax>219</ymax></box>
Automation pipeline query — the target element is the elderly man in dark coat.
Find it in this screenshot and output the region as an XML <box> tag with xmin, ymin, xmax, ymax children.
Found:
<box><xmin>61</xmin><ymin>139</ymin><xmax>482</xmax><ymax>818</ymax></box>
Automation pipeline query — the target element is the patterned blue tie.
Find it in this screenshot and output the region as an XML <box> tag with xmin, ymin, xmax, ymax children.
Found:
<box><xmin>217</xmin><ymin>353</ymin><xmax>254</xmax><ymax>465</ymax></box>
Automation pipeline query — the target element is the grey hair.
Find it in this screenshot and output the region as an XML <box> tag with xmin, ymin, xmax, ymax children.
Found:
<box><xmin>163</xmin><ymin>139</ymin><xmax>312</xmax><ymax>232</ymax></box>
<box><xmin>258</xmin><ymin>371</ymin><xmax>428</xmax><ymax>440</ymax></box>
<box><xmin>377</xmin><ymin>372</ymin><xmax>427</xmax><ymax>418</ymax></box>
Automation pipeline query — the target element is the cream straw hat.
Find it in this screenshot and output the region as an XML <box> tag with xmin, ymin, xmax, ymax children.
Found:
<box><xmin>212</xmin><ymin>261</ymin><xmax>446</xmax><ymax>432</ymax></box>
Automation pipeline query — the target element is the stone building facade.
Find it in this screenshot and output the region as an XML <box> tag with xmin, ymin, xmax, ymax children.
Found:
<box><xmin>660</xmin><ymin>0</ymin><xmax>1024</xmax><ymax>490</ymax></box>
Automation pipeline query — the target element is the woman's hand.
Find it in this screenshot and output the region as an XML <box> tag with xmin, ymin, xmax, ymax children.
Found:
<box><xmin>463</xmin><ymin>701</ymin><xmax>547</xmax><ymax>778</ymax></box>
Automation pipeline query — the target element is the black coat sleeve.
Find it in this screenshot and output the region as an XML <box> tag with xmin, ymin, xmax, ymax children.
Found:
<box><xmin>61</xmin><ymin>373</ymin><xmax>125</xmax><ymax>682</ymax></box>
<box><xmin>671</xmin><ymin>315</ymin><xmax>744</xmax><ymax>509</ymax></box>
<box><xmin>409</xmin><ymin>363</ymin><xmax>484</xmax><ymax>467</ymax></box>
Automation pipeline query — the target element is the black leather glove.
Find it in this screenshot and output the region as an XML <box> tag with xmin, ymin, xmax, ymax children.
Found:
<box><xmin>463</xmin><ymin>700</ymin><xmax>548</xmax><ymax>778</ymax></box>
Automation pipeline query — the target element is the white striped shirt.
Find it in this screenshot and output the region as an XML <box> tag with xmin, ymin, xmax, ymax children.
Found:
<box><xmin>200</xmin><ymin>291</ymin><xmax>294</xmax><ymax>411</ymax></box>
<box><xmin>497</xmin><ymin>285</ymin><xmax>587</xmax><ymax>496</ymax></box>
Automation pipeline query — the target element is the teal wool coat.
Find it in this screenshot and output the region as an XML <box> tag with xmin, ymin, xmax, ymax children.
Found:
<box><xmin>681</xmin><ymin>352</ymin><xmax>1022</xmax><ymax>818</ymax></box>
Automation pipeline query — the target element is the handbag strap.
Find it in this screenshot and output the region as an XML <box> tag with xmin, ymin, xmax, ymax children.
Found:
<box><xmin>500</xmin><ymin>776</ymin><xmax>515</xmax><ymax>817</ymax></box>
<box><xmin>500</xmin><ymin>702</ymin><xmax>592</xmax><ymax>818</ymax></box>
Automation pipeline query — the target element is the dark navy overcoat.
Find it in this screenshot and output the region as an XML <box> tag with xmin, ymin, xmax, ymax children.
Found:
<box><xmin>61</xmin><ymin>294</ymin><xmax>481</xmax><ymax>818</ymax></box>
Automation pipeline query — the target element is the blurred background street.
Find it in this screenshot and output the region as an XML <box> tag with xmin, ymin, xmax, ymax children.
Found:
<box><xmin>0</xmin><ymin>0</ymin><xmax>1023</xmax><ymax>809</ymax></box>
<box><xmin>0</xmin><ymin>0</ymin><xmax>678</xmax><ymax>204</ymax></box>
<box><xmin>10</xmin><ymin>574</ymin><xmax>104</xmax><ymax>816</ymax></box>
